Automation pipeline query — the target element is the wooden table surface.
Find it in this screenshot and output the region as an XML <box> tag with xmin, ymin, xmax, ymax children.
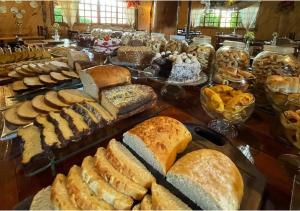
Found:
<box><xmin>0</xmin><ymin>81</ymin><xmax>296</xmax><ymax>209</ymax></box>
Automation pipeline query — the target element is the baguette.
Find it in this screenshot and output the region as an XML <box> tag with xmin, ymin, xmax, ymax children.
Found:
<box><xmin>94</xmin><ymin>147</ymin><xmax>147</xmax><ymax>200</ymax></box>
<box><xmin>166</xmin><ymin>149</ymin><xmax>244</xmax><ymax>210</ymax></box>
<box><xmin>140</xmin><ymin>194</ymin><xmax>152</xmax><ymax>210</ymax></box>
<box><xmin>81</xmin><ymin>156</ymin><xmax>134</xmax><ymax>210</ymax></box>
<box><xmin>151</xmin><ymin>183</ymin><xmax>191</xmax><ymax>210</ymax></box>
<box><xmin>106</xmin><ymin>139</ymin><xmax>155</xmax><ymax>188</ymax></box>
<box><xmin>51</xmin><ymin>174</ymin><xmax>79</xmax><ymax>210</ymax></box>
<box><xmin>66</xmin><ymin>165</ymin><xmax>114</xmax><ymax>210</ymax></box>
<box><xmin>123</xmin><ymin>116</ymin><xmax>192</xmax><ymax>175</ymax></box>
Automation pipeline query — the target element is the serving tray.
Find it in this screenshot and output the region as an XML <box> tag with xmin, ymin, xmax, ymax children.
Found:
<box><xmin>13</xmin><ymin>123</ymin><xmax>265</xmax><ymax>210</ymax></box>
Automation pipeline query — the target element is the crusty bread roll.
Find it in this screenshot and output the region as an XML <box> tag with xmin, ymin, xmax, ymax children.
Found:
<box><xmin>66</xmin><ymin>165</ymin><xmax>113</xmax><ymax>210</ymax></box>
<box><xmin>81</xmin><ymin>156</ymin><xmax>134</xmax><ymax>210</ymax></box>
<box><xmin>51</xmin><ymin>174</ymin><xmax>78</xmax><ymax>210</ymax></box>
<box><xmin>123</xmin><ymin>116</ymin><xmax>192</xmax><ymax>175</ymax></box>
<box><xmin>94</xmin><ymin>147</ymin><xmax>147</xmax><ymax>200</ymax></box>
<box><xmin>166</xmin><ymin>149</ymin><xmax>244</xmax><ymax>210</ymax></box>
<box><xmin>151</xmin><ymin>183</ymin><xmax>191</xmax><ymax>210</ymax></box>
<box><xmin>106</xmin><ymin>139</ymin><xmax>156</xmax><ymax>188</ymax></box>
<box><xmin>79</xmin><ymin>65</ymin><xmax>131</xmax><ymax>100</ymax></box>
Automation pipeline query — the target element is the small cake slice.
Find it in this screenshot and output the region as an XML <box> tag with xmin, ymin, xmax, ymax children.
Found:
<box><xmin>50</xmin><ymin>72</ymin><xmax>70</xmax><ymax>81</ymax></box>
<box><xmin>36</xmin><ymin>115</ymin><xmax>61</xmax><ymax>148</ymax></box>
<box><xmin>151</xmin><ymin>183</ymin><xmax>191</xmax><ymax>210</ymax></box>
<box><xmin>23</xmin><ymin>77</ymin><xmax>44</xmax><ymax>87</ymax></box>
<box><xmin>141</xmin><ymin>194</ymin><xmax>152</xmax><ymax>210</ymax></box>
<box><xmin>62</xmin><ymin>70</ymin><xmax>79</xmax><ymax>79</ymax></box>
<box><xmin>81</xmin><ymin>101</ymin><xmax>115</xmax><ymax>124</ymax></box>
<box><xmin>58</xmin><ymin>89</ymin><xmax>94</xmax><ymax>104</ymax></box>
<box><xmin>44</xmin><ymin>91</ymin><xmax>70</xmax><ymax>108</ymax></box>
<box><xmin>4</xmin><ymin>106</ymin><xmax>32</xmax><ymax>126</ymax></box>
<box><xmin>12</xmin><ymin>80</ymin><xmax>29</xmax><ymax>92</ymax></box>
<box><xmin>18</xmin><ymin>125</ymin><xmax>43</xmax><ymax>164</ymax></box>
<box><xmin>32</xmin><ymin>95</ymin><xmax>59</xmax><ymax>113</ymax></box>
<box><xmin>71</xmin><ymin>103</ymin><xmax>99</xmax><ymax>128</ymax></box>
<box><xmin>39</xmin><ymin>75</ymin><xmax>58</xmax><ymax>85</ymax></box>
<box><xmin>17</xmin><ymin>101</ymin><xmax>41</xmax><ymax>119</ymax></box>
<box><xmin>48</xmin><ymin>112</ymin><xmax>75</xmax><ymax>143</ymax></box>
<box><xmin>61</xmin><ymin>107</ymin><xmax>89</xmax><ymax>135</ymax></box>
<box><xmin>66</xmin><ymin>165</ymin><xmax>114</xmax><ymax>210</ymax></box>
<box><xmin>51</xmin><ymin>174</ymin><xmax>79</xmax><ymax>210</ymax></box>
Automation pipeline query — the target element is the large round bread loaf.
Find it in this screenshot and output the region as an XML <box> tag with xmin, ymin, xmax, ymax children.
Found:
<box><xmin>166</xmin><ymin>149</ymin><xmax>244</xmax><ymax>210</ymax></box>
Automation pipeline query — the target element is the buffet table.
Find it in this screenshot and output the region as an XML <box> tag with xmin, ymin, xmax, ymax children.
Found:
<box><xmin>0</xmin><ymin>80</ymin><xmax>294</xmax><ymax>209</ymax></box>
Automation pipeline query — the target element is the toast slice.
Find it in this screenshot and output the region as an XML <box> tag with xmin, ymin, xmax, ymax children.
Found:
<box><xmin>36</xmin><ymin>115</ymin><xmax>61</xmax><ymax>148</ymax></box>
<box><xmin>62</xmin><ymin>70</ymin><xmax>79</xmax><ymax>79</ymax></box>
<box><xmin>61</xmin><ymin>107</ymin><xmax>89</xmax><ymax>135</ymax></box>
<box><xmin>71</xmin><ymin>103</ymin><xmax>99</xmax><ymax>128</ymax></box>
<box><xmin>17</xmin><ymin>101</ymin><xmax>41</xmax><ymax>119</ymax></box>
<box><xmin>81</xmin><ymin>101</ymin><xmax>115</xmax><ymax>123</ymax></box>
<box><xmin>58</xmin><ymin>89</ymin><xmax>94</xmax><ymax>104</ymax></box>
<box><xmin>4</xmin><ymin>106</ymin><xmax>32</xmax><ymax>126</ymax></box>
<box><xmin>48</xmin><ymin>112</ymin><xmax>74</xmax><ymax>143</ymax></box>
<box><xmin>12</xmin><ymin>80</ymin><xmax>29</xmax><ymax>92</ymax></box>
<box><xmin>141</xmin><ymin>194</ymin><xmax>152</xmax><ymax>210</ymax></box>
<box><xmin>106</xmin><ymin>139</ymin><xmax>155</xmax><ymax>188</ymax></box>
<box><xmin>51</xmin><ymin>174</ymin><xmax>79</xmax><ymax>210</ymax></box>
<box><xmin>66</xmin><ymin>165</ymin><xmax>114</xmax><ymax>210</ymax></box>
<box><xmin>50</xmin><ymin>72</ymin><xmax>70</xmax><ymax>81</ymax></box>
<box><xmin>18</xmin><ymin>125</ymin><xmax>43</xmax><ymax>164</ymax></box>
<box><xmin>39</xmin><ymin>75</ymin><xmax>58</xmax><ymax>85</ymax></box>
<box><xmin>94</xmin><ymin>147</ymin><xmax>147</xmax><ymax>200</ymax></box>
<box><xmin>23</xmin><ymin>77</ymin><xmax>44</xmax><ymax>87</ymax></box>
<box><xmin>81</xmin><ymin>156</ymin><xmax>134</xmax><ymax>210</ymax></box>
<box><xmin>44</xmin><ymin>91</ymin><xmax>70</xmax><ymax>108</ymax></box>
<box><xmin>32</xmin><ymin>95</ymin><xmax>59</xmax><ymax>113</ymax></box>
<box><xmin>151</xmin><ymin>183</ymin><xmax>191</xmax><ymax>210</ymax></box>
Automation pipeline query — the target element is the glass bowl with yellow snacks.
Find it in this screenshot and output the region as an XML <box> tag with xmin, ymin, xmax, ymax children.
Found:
<box><xmin>265</xmin><ymin>75</ymin><xmax>300</xmax><ymax>112</ymax></box>
<box><xmin>201</xmin><ymin>84</ymin><xmax>255</xmax><ymax>124</ymax></box>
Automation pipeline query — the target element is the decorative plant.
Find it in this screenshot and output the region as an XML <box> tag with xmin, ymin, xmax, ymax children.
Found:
<box><xmin>51</xmin><ymin>23</ymin><xmax>61</xmax><ymax>32</ymax></box>
<box><xmin>244</xmin><ymin>31</ymin><xmax>255</xmax><ymax>43</ymax></box>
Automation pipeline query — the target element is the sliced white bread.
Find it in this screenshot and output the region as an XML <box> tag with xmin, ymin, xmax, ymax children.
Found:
<box><xmin>166</xmin><ymin>149</ymin><xmax>244</xmax><ymax>210</ymax></box>
<box><xmin>106</xmin><ymin>139</ymin><xmax>156</xmax><ymax>188</ymax></box>
<box><xmin>81</xmin><ymin>156</ymin><xmax>134</xmax><ymax>210</ymax></box>
<box><xmin>151</xmin><ymin>183</ymin><xmax>191</xmax><ymax>210</ymax></box>
<box><xmin>94</xmin><ymin>147</ymin><xmax>147</xmax><ymax>200</ymax></box>
<box><xmin>66</xmin><ymin>165</ymin><xmax>113</xmax><ymax>210</ymax></box>
<box><xmin>123</xmin><ymin>116</ymin><xmax>192</xmax><ymax>175</ymax></box>
<box><xmin>51</xmin><ymin>174</ymin><xmax>79</xmax><ymax>210</ymax></box>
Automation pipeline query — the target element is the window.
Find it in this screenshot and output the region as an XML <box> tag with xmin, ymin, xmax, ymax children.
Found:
<box><xmin>191</xmin><ymin>6</ymin><xmax>258</xmax><ymax>28</ymax></box>
<box><xmin>54</xmin><ymin>0</ymin><xmax>135</xmax><ymax>25</ymax></box>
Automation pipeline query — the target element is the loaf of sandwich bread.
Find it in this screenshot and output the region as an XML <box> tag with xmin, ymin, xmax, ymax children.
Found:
<box><xmin>123</xmin><ymin>116</ymin><xmax>192</xmax><ymax>175</ymax></box>
<box><xmin>79</xmin><ymin>65</ymin><xmax>131</xmax><ymax>100</ymax></box>
<box><xmin>166</xmin><ymin>149</ymin><xmax>244</xmax><ymax>210</ymax></box>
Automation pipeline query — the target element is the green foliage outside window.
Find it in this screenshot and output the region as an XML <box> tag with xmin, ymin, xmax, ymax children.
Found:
<box><xmin>54</xmin><ymin>6</ymin><xmax>63</xmax><ymax>23</ymax></box>
<box><xmin>204</xmin><ymin>10</ymin><xmax>220</xmax><ymax>27</ymax></box>
<box><xmin>230</xmin><ymin>12</ymin><xmax>238</xmax><ymax>28</ymax></box>
<box><xmin>79</xmin><ymin>17</ymin><xmax>92</xmax><ymax>23</ymax></box>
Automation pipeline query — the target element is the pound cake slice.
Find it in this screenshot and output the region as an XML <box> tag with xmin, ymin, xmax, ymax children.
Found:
<box><xmin>81</xmin><ymin>156</ymin><xmax>134</xmax><ymax>210</ymax></box>
<box><xmin>66</xmin><ymin>165</ymin><xmax>113</xmax><ymax>210</ymax></box>
<box><xmin>61</xmin><ymin>107</ymin><xmax>89</xmax><ymax>135</ymax></box>
<box><xmin>166</xmin><ymin>149</ymin><xmax>244</xmax><ymax>210</ymax></box>
<box><xmin>81</xmin><ymin>101</ymin><xmax>115</xmax><ymax>124</ymax></box>
<box><xmin>39</xmin><ymin>75</ymin><xmax>58</xmax><ymax>85</ymax></box>
<box><xmin>141</xmin><ymin>194</ymin><xmax>152</xmax><ymax>210</ymax></box>
<box><xmin>18</xmin><ymin>125</ymin><xmax>43</xmax><ymax>164</ymax></box>
<box><xmin>58</xmin><ymin>89</ymin><xmax>94</xmax><ymax>104</ymax></box>
<box><xmin>51</xmin><ymin>174</ymin><xmax>79</xmax><ymax>210</ymax></box>
<box><xmin>151</xmin><ymin>183</ymin><xmax>191</xmax><ymax>210</ymax></box>
<box><xmin>123</xmin><ymin>116</ymin><xmax>192</xmax><ymax>175</ymax></box>
<box><xmin>36</xmin><ymin>115</ymin><xmax>61</xmax><ymax>148</ymax></box>
<box><xmin>44</xmin><ymin>91</ymin><xmax>70</xmax><ymax>108</ymax></box>
<box><xmin>94</xmin><ymin>147</ymin><xmax>147</xmax><ymax>200</ymax></box>
<box><xmin>17</xmin><ymin>101</ymin><xmax>41</xmax><ymax>119</ymax></box>
<box><xmin>23</xmin><ymin>77</ymin><xmax>44</xmax><ymax>87</ymax></box>
<box><xmin>12</xmin><ymin>80</ymin><xmax>29</xmax><ymax>91</ymax></box>
<box><xmin>32</xmin><ymin>95</ymin><xmax>59</xmax><ymax>113</ymax></box>
<box><xmin>100</xmin><ymin>84</ymin><xmax>157</xmax><ymax>118</ymax></box>
<box><xmin>106</xmin><ymin>139</ymin><xmax>155</xmax><ymax>188</ymax></box>
<box><xmin>4</xmin><ymin>106</ymin><xmax>32</xmax><ymax>126</ymax></box>
<box><xmin>71</xmin><ymin>103</ymin><xmax>99</xmax><ymax>128</ymax></box>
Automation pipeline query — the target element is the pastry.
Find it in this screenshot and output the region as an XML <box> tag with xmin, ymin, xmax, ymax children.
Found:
<box><xmin>8</xmin><ymin>70</ymin><xmax>22</xmax><ymax>79</ymax></box>
<box><xmin>51</xmin><ymin>174</ymin><xmax>79</xmax><ymax>210</ymax></box>
<box><xmin>23</xmin><ymin>77</ymin><xmax>44</xmax><ymax>87</ymax></box>
<box><xmin>166</xmin><ymin>149</ymin><xmax>244</xmax><ymax>210</ymax></box>
<box><xmin>81</xmin><ymin>101</ymin><xmax>115</xmax><ymax>124</ymax></box>
<box><xmin>151</xmin><ymin>183</ymin><xmax>191</xmax><ymax>210</ymax></box>
<box><xmin>106</xmin><ymin>139</ymin><xmax>155</xmax><ymax>188</ymax></box>
<box><xmin>18</xmin><ymin>125</ymin><xmax>43</xmax><ymax>164</ymax></box>
<box><xmin>44</xmin><ymin>91</ymin><xmax>70</xmax><ymax>108</ymax></box>
<box><xmin>61</xmin><ymin>107</ymin><xmax>89</xmax><ymax>135</ymax></box>
<box><xmin>50</xmin><ymin>72</ymin><xmax>70</xmax><ymax>81</ymax></box>
<box><xmin>17</xmin><ymin>101</ymin><xmax>41</xmax><ymax>119</ymax></box>
<box><xmin>58</xmin><ymin>89</ymin><xmax>94</xmax><ymax>104</ymax></box>
<box><xmin>81</xmin><ymin>156</ymin><xmax>134</xmax><ymax>210</ymax></box>
<box><xmin>266</xmin><ymin>75</ymin><xmax>300</xmax><ymax>94</ymax></box>
<box><xmin>12</xmin><ymin>80</ymin><xmax>29</xmax><ymax>91</ymax></box>
<box><xmin>79</xmin><ymin>65</ymin><xmax>131</xmax><ymax>100</ymax></box>
<box><xmin>71</xmin><ymin>103</ymin><xmax>100</xmax><ymax>128</ymax></box>
<box><xmin>61</xmin><ymin>70</ymin><xmax>79</xmax><ymax>79</ymax></box>
<box><xmin>32</xmin><ymin>95</ymin><xmax>59</xmax><ymax>113</ymax></box>
<box><xmin>165</xmin><ymin>40</ymin><xmax>188</xmax><ymax>53</ymax></box>
<box><xmin>39</xmin><ymin>75</ymin><xmax>58</xmax><ymax>85</ymax></box>
<box><xmin>123</xmin><ymin>116</ymin><xmax>192</xmax><ymax>175</ymax></box>
<box><xmin>94</xmin><ymin>147</ymin><xmax>147</xmax><ymax>200</ymax></box>
<box><xmin>36</xmin><ymin>115</ymin><xmax>61</xmax><ymax>148</ymax></box>
<box><xmin>66</xmin><ymin>165</ymin><xmax>113</xmax><ymax>210</ymax></box>
<box><xmin>117</xmin><ymin>46</ymin><xmax>154</xmax><ymax>66</ymax></box>
<box><xmin>4</xmin><ymin>106</ymin><xmax>32</xmax><ymax>126</ymax></box>
<box><xmin>100</xmin><ymin>84</ymin><xmax>157</xmax><ymax>118</ymax></box>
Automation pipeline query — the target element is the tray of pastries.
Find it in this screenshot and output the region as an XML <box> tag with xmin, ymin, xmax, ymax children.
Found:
<box><xmin>15</xmin><ymin>116</ymin><xmax>265</xmax><ymax>210</ymax></box>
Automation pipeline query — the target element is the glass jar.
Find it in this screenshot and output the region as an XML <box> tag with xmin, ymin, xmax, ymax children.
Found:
<box><xmin>253</xmin><ymin>45</ymin><xmax>300</xmax><ymax>85</ymax></box>
<box><xmin>187</xmin><ymin>36</ymin><xmax>215</xmax><ymax>73</ymax></box>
